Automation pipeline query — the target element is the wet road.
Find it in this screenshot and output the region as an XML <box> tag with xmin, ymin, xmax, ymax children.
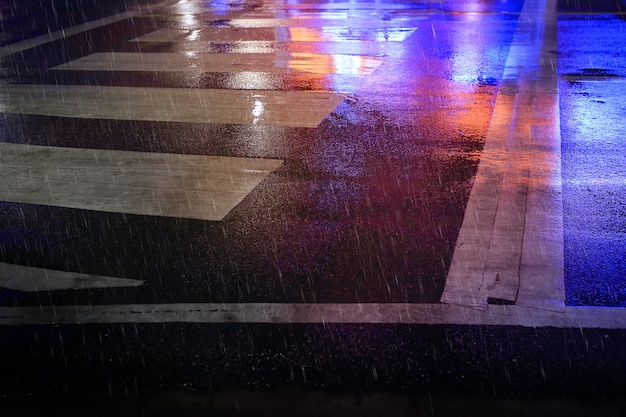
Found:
<box><xmin>0</xmin><ymin>0</ymin><xmax>626</xmax><ymax>415</ymax></box>
<box><xmin>0</xmin><ymin>0</ymin><xmax>515</xmax><ymax>307</ymax></box>
<box><xmin>558</xmin><ymin>1</ymin><xmax>626</xmax><ymax>307</ymax></box>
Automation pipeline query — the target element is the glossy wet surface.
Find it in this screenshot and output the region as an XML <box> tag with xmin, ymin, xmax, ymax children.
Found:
<box><xmin>558</xmin><ymin>6</ymin><xmax>626</xmax><ymax>306</ymax></box>
<box><xmin>0</xmin><ymin>0</ymin><xmax>622</xmax><ymax>314</ymax></box>
<box><xmin>1</xmin><ymin>0</ymin><xmax>626</xmax><ymax>414</ymax></box>
<box><xmin>0</xmin><ymin>0</ymin><xmax>519</xmax><ymax>307</ymax></box>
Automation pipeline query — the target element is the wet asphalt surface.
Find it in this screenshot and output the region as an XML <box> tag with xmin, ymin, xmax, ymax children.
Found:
<box><xmin>559</xmin><ymin>3</ymin><xmax>626</xmax><ymax>307</ymax></box>
<box><xmin>0</xmin><ymin>0</ymin><xmax>510</xmax><ymax>307</ymax></box>
<box><xmin>1</xmin><ymin>0</ymin><xmax>626</xmax><ymax>415</ymax></box>
<box><xmin>3</xmin><ymin>323</ymin><xmax>626</xmax><ymax>416</ymax></box>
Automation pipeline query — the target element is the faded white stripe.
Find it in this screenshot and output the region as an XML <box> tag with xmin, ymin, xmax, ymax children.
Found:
<box><xmin>441</xmin><ymin>0</ymin><xmax>563</xmax><ymax>308</ymax></box>
<box><xmin>0</xmin><ymin>263</ymin><xmax>143</xmax><ymax>291</ymax></box>
<box><xmin>130</xmin><ymin>27</ymin><xmax>415</xmax><ymax>43</ymax></box>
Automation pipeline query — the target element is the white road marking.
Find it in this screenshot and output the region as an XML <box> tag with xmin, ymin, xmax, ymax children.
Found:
<box><xmin>0</xmin><ymin>302</ymin><xmax>625</xmax><ymax>328</ymax></box>
<box><xmin>217</xmin><ymin>18</ymin><xmax>422</xmax><ymax>28</ymax></box>
<box><xmin>258</xmin><ymin>2</ymin><xmax>423</xmax><ymax>11</ymax></box>
<box><xmin>52</xmin><ymin>52</ymin><xmax>383</xmax><ymax>75</ymax></box>
<box><xmin>0</xmin><ymin>84</ymin><xmax>344</xmax><ymax>128</ymax></box>
<box><xmin>0</xmin><ymin>0</ymin><xmax>592</xmax><ymax>329</ymax></box>
<box><xmin>130</xmin><ymin>27</ymin><xmax>416</xmax><ymax>43</ymax></box>
<box><xmin>0</xmin><ymin>263</ymin><xmax>143</xmax><ymax>291</ymax></box>
<box><xmin>441</xmin><ymin>0</ymin><xmax>563</xmax><ymax>308</ymax></box>
<box><xmin>0</xmin><ymin>142</ymin><xmax>283</xmax><ymax>221</ymax></box>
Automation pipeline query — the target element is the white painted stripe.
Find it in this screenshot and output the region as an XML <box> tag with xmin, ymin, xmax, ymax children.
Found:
<box><xmin>0</xmin><ymin>303</ymin><xmax>625</xmax><ymax>328</ymax></box>
<box><xmin>0</xmin><ymin>142</ymin><xmax>283</xmax><ymax>220</ymax></box>
<box><xmin>516</xmin><ymin>0</ymin><xmax>564</xmax><ymax>310</ymax></box>
<box><xmin>129</xmin><ymin>40</ymin><xmax>390</xmax><ymax>56</ymax></box>
<box><xmin>209</xmin><ymin>18</ymin><xmax>424</xmax><ymax>28</ymax></box>
<box><xmin>130</xmin><ymin>27</ymin><xmax>415</xmax><ymax>43</ymax></box>
<box><xmin>259</xmin><ymin>2</ymin><xmax>421</xmax><ymax>11</ymax></box>
<box><xmin>0</xmin><ymin>1</ymin><xmax>174</xmax><ymax>58</ymax></box>
<box><xmin>0</xmin><ymin>263</ymin><xmax>143</xmax><ymax>291</ymax></box>
<box><xmin>0</xmin><ymin>85</ymin><xmax>344</xmax><ymax>127</ymax></box>
<box><xmin>441</xmin><ymin>0</ymin><xmax>563</xmax><ymax>308</ymax></box>
<box><xmin>52</xmin><ymin>52</ymin><xmax>383</xmax><ymax>75</ymax></box>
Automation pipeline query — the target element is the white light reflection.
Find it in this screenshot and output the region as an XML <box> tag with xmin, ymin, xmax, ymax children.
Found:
<box><xmin>464</xmin><ymin>0</ymin><xmax>489</xmax><ymax>14</ymax></box>
<box><xmin>173</xmin><ymin>0</ymin><xmax>203</xmax><ymax>81</ymax></box>
<box><xmin>289</xmin><ymin>27</ymin><xmax>415</xmax><ymax>43</ymax></box>
<box><xmin>286</xmin><ymin>53</ymin><xmax>382</xmax><ymax>75</ymax></box>
<box><xmin>252</xmin><ymin>98</ymin><xmax>265</xmax><ymax>125</ymax></box>
<box><xmin>224</xmin><ymin>72</ymin><xmax>281</xmax><ymax>90</ymax></box>
<box><xmin>187</xmin><ymin>29</ymin><xmax>201</xmax><ymax>41</ymax></box>
<box><xmin>449</xmin><ymin>13</ymin><xmax>500</xmax><ymax>86</ymax></box>
<box><xmin>175</xmin><ymin>0</ymin><xmax>200</xmax><ymax>29</ymax></box>
<box><xmin>332</xmin><ymin>54</ymin><xmax>372</xmax><ymax>75</ymax></box>
<box><xmin>373</xmin><ymin>28</ymin><xmax>415</xmax><ymax>42</ymax></box>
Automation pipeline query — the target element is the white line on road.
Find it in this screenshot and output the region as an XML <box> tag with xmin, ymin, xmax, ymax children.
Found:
<box><xmin>441</xmin><ymin>0</ymin><xmax>563</xmax><ymax>309</ymax></box>
<box><xmin>0</xmin><ymin>263</ymin><xmax>143</xmax><ymax>291</ymax></box>
<box><xmin>0</xmin><ymin>84</ymin><xmax>345</xmax><ymax>127</ymax></box>
<box><xmin>130</xmin><ymin>27</ymin><xmax>416</xmax><ymax>43</ymax></box>
<box><xmin>1</xmin><ymin>302</ymin><xmax>625</xmax><ymax>328</ymax></box>
<box><xmin>0</xmin><ymin>142</ymin><xmax>283</xmax><ymax>220</ymax></box>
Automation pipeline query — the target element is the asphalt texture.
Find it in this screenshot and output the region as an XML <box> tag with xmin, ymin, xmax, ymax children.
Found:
<box><xmin>1</xmin><ymin>0</ymin><xmax>626</xmax><ymax>416</ymax></box>
<box><xmin>558</xmin><ymin>7</ymin><xmax>626</xmax><ymax>306</ymax></box>
<box><xmin>0</xmin><ymin>0</ymin><xmax>515</xmax><ymax>307</ymax></box>
<box><xmin>2</xmin><ymin>323</ymin><xmax>626</xmax><ymax>416</ymax></box>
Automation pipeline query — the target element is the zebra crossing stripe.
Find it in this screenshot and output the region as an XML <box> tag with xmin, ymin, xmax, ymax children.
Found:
<box><xmin>0</xmin><ymin>142</ymin><xmax>283</xmax><ymax>221</ymax></box>
<box><xmin>130</xmin><ymin>27</ymin><xmax>416</xmax><ymax>43</ymax></box>
<box><xmin>51</xmin><ymin>52</ymin><xmax>383</xmax><ymax>75</ymax></box>
<box><xmin>0</xmin><ymin>84</ymin><xmax>344</xmax><ymax>128</ymax></box>
<box><xmin>0</xmin><ymin>263</ymin><xmax>143</xmax><ymax>292</ymax></box>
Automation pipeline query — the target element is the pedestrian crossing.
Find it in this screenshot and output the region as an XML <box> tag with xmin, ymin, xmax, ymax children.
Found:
<box><xmin>3</xmin><ymin>0</ymin><xmax>620</xmax><ymax>329</ymax></box>
<box><xmin>0</xmin><ymin>0</ymin><xmax>414</xmax><ymax>223</ymax></box>
<box><xmin>0</xmin><ymin>0</ymin><xmax>405</xmax><ymax>221</ymax></box>
<box><xmin>0</xmin><ymin>0</ymin><xmax>411</xmax><ymax>292</ymax></box>
<box><xmin>0</xmin><ymin>0</ymin><xmax>173</xmax><ymax>59</ymax></box>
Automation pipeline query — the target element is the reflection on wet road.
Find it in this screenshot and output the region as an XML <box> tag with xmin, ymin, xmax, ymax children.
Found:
<box><xmin>0</xmin><ymin>0</ymin><xmax>523</xmax><ymax>307</ymax></box>
<box><xmin>442</xmin><ymin>0</ymin><xmax>563</xmax><ymax>310</ymax></box>
<box><xmin>51</xmin><ymin>51</ymin><xmax>384</xmax><ymax>75</ymax></box>
<box><xmin>559</xmin><ymin>6</ymin><xmax>626</xmax><ymax>307</ymax></box>
<box><xmin>3</xmin><ymin>2</ymin><xmax>626</xmax><ymax>413</ymax></box>
<box><xmin>0</xmin><ymin>0</ymin><xmax>623</xmax><ymax>322</ymax></box>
